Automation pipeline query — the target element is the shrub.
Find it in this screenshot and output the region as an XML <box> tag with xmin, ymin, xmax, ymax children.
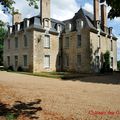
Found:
<box><xmin>17</xmin><ymin>66</ymin><xmax>23</xmax><ymax>72</ymax></box>
<box><xmin>7</xmin><ymin>66</ymin><xmax>14</xmax><ymax>71</ymax></box>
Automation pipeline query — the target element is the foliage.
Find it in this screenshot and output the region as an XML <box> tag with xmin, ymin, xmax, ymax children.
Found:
<box><xmin>0</xmin><ymin>0</ymin><xmax>39</xmax><ymax>14</ymax></box>
<box><xmin>104</xmin><ymin>51</ymin><xmax>110</xmax><ymax>72</ymax></box>
<box><xmin>100</xmin><ymin>51</ymin><xmax>111</xmax><ymax>73</ymax></box>
<box><xmin>0</xmin><ymin>20</ymin><xmax>6</xmax><ymax>66</ymax></box>
<box><xmin>100</xmin><ymin>0</ymin><xmax>120</xmax><ymax>19</ymax></box>
<box><xmin>117</xmin><ymin>60</ymin><xmax>120</xmax><ymax>70</ymax></box>
<box><xmin>6</xmin><ymin>113</ymin><xmax>17</xmax><ymax>120</ymax></box>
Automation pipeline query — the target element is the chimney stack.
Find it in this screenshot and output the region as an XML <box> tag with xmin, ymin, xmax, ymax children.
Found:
<box><xmin>40</xmin><ymin>0</ymin><xmax>50</xmax><ymax>25</ymax></box>
<box><xmin>100</xmin><ymin>0</ymin><xmax>107</xmax><ymax>32</ymax></box>
<box><xmin>12</xmin><ymin>9</ymin><xmax>22</xmax><ymax>25</ymax></box>
<box><xmin>94</xmin><ymin>0</ymin><xmax>100</xmax><ymax>27</ymax></box>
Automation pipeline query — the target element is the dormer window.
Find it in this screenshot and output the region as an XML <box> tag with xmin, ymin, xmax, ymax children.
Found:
<box><xmin>65</xmin><ymin>23</ymin><xmax>72</xmax><ymax>32</ymax></box>
<box><xmin>44</xmin><ymin>19</ymin><xmax>49</xmax><ymax>28</ymax></box>
<box><xmin>57</xmin><ymin>24</ymin><xmax>61</xmax><ymax>32</ymax></box>
<box><xmin>76</xmin><ymin>19</ymin><xmax>84</xmax><ymax>30</ymax></box>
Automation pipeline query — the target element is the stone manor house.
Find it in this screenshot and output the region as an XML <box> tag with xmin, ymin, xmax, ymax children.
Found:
<box><xmin>4</xmin><ymin>0</ymin><xmax>117</xmax><ymax>73</ymax></box>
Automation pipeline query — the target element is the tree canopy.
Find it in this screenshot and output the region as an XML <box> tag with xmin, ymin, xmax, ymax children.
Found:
<box><xmin>0</xmin><ymin>0</ymin><xmax>39</xmax><ymax>14</ymax></box>
<box><xmin>100</xmin><ymin>0</ymin><xmax>120</xmax><ymax>19</ymax></box>
<box><xmin>0</xmin><ymin>0</ymin><xmax>120</xmax><ymax>19</ymax></box>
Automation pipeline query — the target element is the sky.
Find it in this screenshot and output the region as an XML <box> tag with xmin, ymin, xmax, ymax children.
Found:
<box><xmin>0</xmin><ymin>0</ymin><xmax>120</xmax><ymax>60</ymax></box>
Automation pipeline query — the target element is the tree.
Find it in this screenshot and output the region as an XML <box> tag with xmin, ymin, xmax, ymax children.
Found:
<box><xmin>0</xmin><ymin>20</ymin><xmax>6</xmax><ymax>66</ymax></box>
<box><xmin>0</xmin><ymin>0</ymin><xmax>39</xmax><ymax>14</ymax></box>
<box><xmin>100</xmin><ymin>0</ymin><xmax>120</xmax><ymax>19</ymax></box>
<box><xmin>117</xmin><ymin>60</ymin><xmax>120</xmax><ymax>70</ymax></box>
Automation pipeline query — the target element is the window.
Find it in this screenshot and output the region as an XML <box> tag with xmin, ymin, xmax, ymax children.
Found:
<box><xmin>23</xmin><ymin>55</ymin><xmax>28</xmax><ymax>67</ymax></box>
<box><xmin>15</xmin><ymin>37</ymin><xmax>18</xmax><ymax>48</ymax></box>
<box><xmin>8</xmin><ymin>39</ymin><xmax>10</xmax><ymax>49</ymax></box>
<box><xmin>77</xmin><ymin>20</ymin><xmax>84</xmax><ymax>29</ymax></box>
<box><xmin>98</xmin><ymin>36</ymin><xmax>101</xmax><ymax>48</ymax></box>
<box><xmin>14</xmin><ymin>56</ymin><xmax>18</xmax><ymax>67</ymax></box>
<box><xmin>44</xmin><ymin>20</ymin><xmax>49</xmax><ymax>28</ymax></box>
<box><xmin>66</xmin><ymin>23</ymin><xmax>71</xmax><ymax>32</ymax></box>
<box><xmin>24</xmin><ymin>35</ymin><xmax>28</xmax><ymax>47</ymax></box>
<box><xmin>96</xmin><ymin>56</ymin><xmax>99</xmax><ymax>67</ymax></box>
<box><xmin>77</xmin><ymin>54</ymin><xmax>81</xmax><ymax>66</ymax></box>
<box><xmin>81</xmin><ymin>20</ymin><xmax>84</xmax><ymax>28</ymax></box>
<box><xmin>44</xmin><ymin>35</ymin><xmax>50</xmax><ymax>48</ymax></box>
<box><xmin>65</xmin><ymin>37</ymin><xmax>69</xmax><ymax>48</ymax></box>
<box><xmin>7</xmin><ymin>56</ymin><xmax>10</xmax><ymax>66</ymax></box>
<box><xmin>77</xmin><ymin>35</ymin><xmax>81</xmax><ymax>47</ymax></box>
<box><xmin>111</xmin><ymin>40</ymin><xmax>113</xmax><ymax>51</ymax></box>
<box><xmin>44</xmin><ymin>55</ymin><xmax>50</xmax><ymax>68</ymax></box>
<box><xmin>57</xmin><ymin>24</ymin><xmax>61</xmax><ymax>32</ymax></box>
<box><xmin>64</xmin><ymin>54</ymin><xmax>69</xmax><ymax>67</ymax></box>
<box><xmin>111</xmin><ymin>57</ymin><xmax>113</xmax><ymax>67</ymax></box>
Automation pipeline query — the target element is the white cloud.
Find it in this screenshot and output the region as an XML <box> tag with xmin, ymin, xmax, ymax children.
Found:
<box><xmin>0</xmin><ymin>10</ymin><xmax>9</xmax><ymax>23</ymax></box>
<box><xmin>51</xmin><ymin>0</ymin><xmax>79</xmax><ymax>20</ymax></box>
<box><xmin>83</xmin><ymin>3</ymin><xmax>93</xmax><ymax>13</ymax></box>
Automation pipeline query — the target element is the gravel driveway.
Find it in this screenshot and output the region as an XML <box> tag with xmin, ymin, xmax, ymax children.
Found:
<box><xmin>0</xmin><ymin>71</ymin><xmax>120</xmax><ymax>120</ymax></box>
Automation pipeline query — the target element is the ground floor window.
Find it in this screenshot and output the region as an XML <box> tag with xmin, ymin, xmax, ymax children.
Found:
<box><xmin>44</xmin><ymin>55</ymin><xmax>50</xmax><ymax>68</ymax></box>
<box><xmin>23</xmin><ymin>55</ymin><xmax>28</xmax><ymax>67</ymax></box>
<box><xmin>64</xmin><ymin>54</ymin><xmax>69</xmax><ymax>67</ymax></box>
<box><xmin>111</xmin><ymin>57</ymin><xmax>113</xmax><ymax>68</ymax></box>
<box><xmin>7</xmin><ymin>56</ymin><xmax>10</xmax><ymax>66</ymax></box>
<box><xmin>14</xmin><ymin>56</ymin><xmax>18</xmax><ymax>67</ymax></box>
<box><xmin>77</xmin><ymin>54</ymin><xmax>81</xmax><ymax>66</ymax></box>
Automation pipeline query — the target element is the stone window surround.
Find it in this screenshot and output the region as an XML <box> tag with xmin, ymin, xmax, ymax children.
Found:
<box><xmin>44</xmin><ymin>55</ymin><xmax>50</xmax><ymax>69</ymax></box>
<box><xmin>44</xmin><ymin>34</ymin><xmax>50</xmax><ymax>49</ymax></box>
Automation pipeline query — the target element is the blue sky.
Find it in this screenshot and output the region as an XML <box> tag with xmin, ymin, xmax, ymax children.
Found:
<box><xmin>0</xmin><ymin>0</ymin><xmax>120</xmax><ymax>60</ymax></box>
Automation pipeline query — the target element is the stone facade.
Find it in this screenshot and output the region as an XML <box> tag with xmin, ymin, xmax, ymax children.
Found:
<box><xmin>3</xmin><ymin>0</ymin><xmax>117</xmax><ymax>73</ymax></box>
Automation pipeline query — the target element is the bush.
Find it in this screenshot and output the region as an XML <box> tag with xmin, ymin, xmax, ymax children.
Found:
<box><xmin>7</xmin><ymin>66</ymin><xmax>14</xmax><ymax>71</ymax></box>
<box><xmin>17</xmin><ymin>66</ymin><xmax>23</xmax><ymax>72</ymax></box>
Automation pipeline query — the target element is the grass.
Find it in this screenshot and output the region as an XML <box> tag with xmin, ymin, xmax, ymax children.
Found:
<box><xmin>6</xmin><ymin>113</ymin><xmax>17</xmax><ymax>120</ymax></box>
<box><xmin>10</xmin><ymin>71</ymin><xmax>84</xmax><ymax>79</ymax></box>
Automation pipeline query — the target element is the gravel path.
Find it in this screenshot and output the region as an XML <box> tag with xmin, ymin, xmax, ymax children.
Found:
<box><xmin>0</xmin><ymin>71</ymin><xmax>120</xmax><ymax>120</ymax></box>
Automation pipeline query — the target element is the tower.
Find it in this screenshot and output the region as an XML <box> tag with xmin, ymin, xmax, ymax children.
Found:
<box><xmin>40</xmin><ymin>0</ymin><xmax>51</xmax><ymax>27</ymax></box>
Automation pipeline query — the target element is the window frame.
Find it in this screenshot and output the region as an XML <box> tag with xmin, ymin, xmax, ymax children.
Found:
<box><xmin>23</xmin><ymin>55</ymin><xmax>28</xmax><ymax>67</ymax></box>
<box><xmin>15</xmin><ymin>37</ymin><xmax>18</xmax><ymax>49</ymax></box>
<box><xmin>77</xmin><ymin>35</ymin><xmax>81</xmax><ymax>48</ymax></box>
<box><xmin>44</xmin><ymin>55</ymin><xmax>50</xmax><ymax>68</ymax></box>
<box><xmin>44</xmin><ymin>35</ymin><xmax>50</xmax><ymax>49</ymax></box>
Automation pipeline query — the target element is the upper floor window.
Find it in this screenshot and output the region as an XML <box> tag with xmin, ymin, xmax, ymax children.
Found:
<box><xmin>44</xmin><ymin>35</ymin><xmax>50</xmax><ymax>48</ymax></box>
<box><xmin>24</xmin><ymin>35</ymin><xmax>28</xmax><ymax>47</ymax></box>
<box><xmin>77</xmin><ymin>35</ymin><xmax>81</xmax><ymax>47</ymax></box>
<box><xmin>111</xmin><ymin>40</ymin><xmax>113</xmax><ymax>51</ymax></box>
<box><xmin>65</xmin><ymin>37</ymin><xmax>69</xmax><ymax>48</ymax></box>
<box><xmin>8</xmin><ymin>39</ymin><xmax>10</xmax><ymax>49</ymax></box>
<box><xmin>15</xmin><ymin>37</ymin><xmax>18</xmax><ymax>48</ymax></box>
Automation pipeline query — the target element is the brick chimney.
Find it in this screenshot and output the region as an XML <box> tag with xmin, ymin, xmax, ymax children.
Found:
<box><xmin>94</xmin><ymin>0</ymin><xmax>100</xmax><ymax>27</ymax></box>
<box><xmin>40</xmin><ymin>0</ymin><xmax>50</xmax><ymax>27</ymax></box>
<box><xmin>100</xmin><ymin>0</ymin><xmax>107</xmax><ymax>32</ymax></box>
<box><xmin>12</xmin><ymin>9</ymin><xmax>22</xmax><ymax>25</ymax></box>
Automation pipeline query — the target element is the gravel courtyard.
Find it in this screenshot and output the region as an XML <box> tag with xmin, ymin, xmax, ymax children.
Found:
<box><xmin>0</xmin><ymin>71</ymin><xmax>120</xmax><ymax>120</ymax></box>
